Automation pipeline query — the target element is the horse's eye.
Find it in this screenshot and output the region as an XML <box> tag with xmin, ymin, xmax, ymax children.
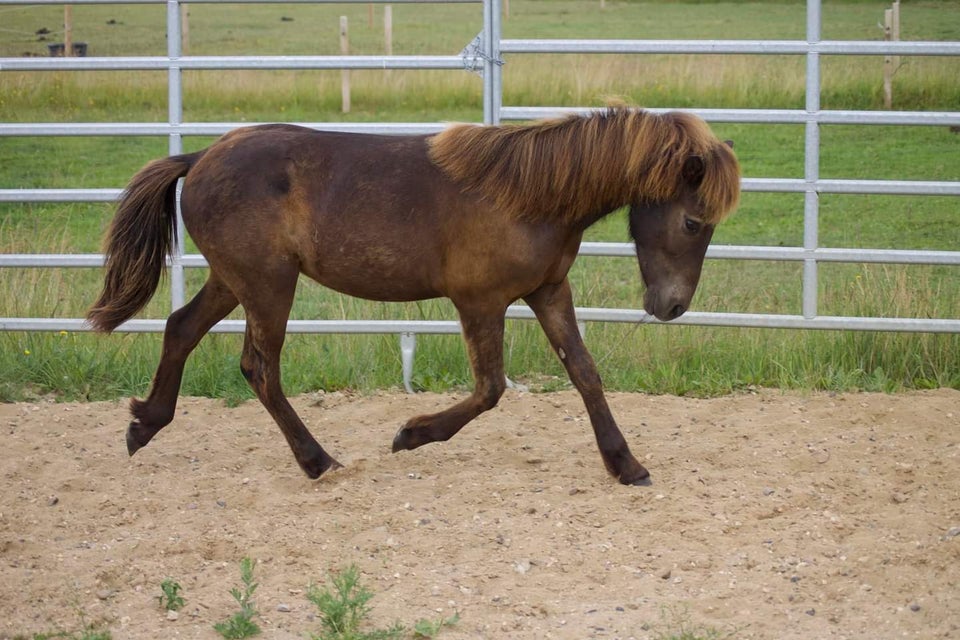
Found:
<box><xmin>684</xmin><ymin>218</ymin><xmax>702</xmax><ymax>234</ymax></box>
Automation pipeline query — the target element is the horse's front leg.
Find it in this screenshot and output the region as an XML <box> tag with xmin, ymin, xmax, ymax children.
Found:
<box><xmin>524</xmin><ymin>279</ymin><xmax>650</xmax><ymax>485</ymax></box>
<box><xmin>392</xmin><ymin>309</ymin><xmax>506</xmax><ymax>451</ymax></box>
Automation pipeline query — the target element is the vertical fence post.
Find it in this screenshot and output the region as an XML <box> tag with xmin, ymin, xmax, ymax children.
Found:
<box><xmin>883</xmin><ymin>1</ymin><xmax>900</xmax><ymax>110</ymax></box>
<box><xmin>167</xmin><ymin>0</ymin><xmax>186</xmax><ymax>311</ymax></box>
<box><xmin>482</xmin><ymin>0</ymin><xmax>501</xmax><ymax>124</ymax></box>
<box><xmin>883</xmin><ymin>8</ymin><xmax>893</xmax><ymax>109</ymax></box>
<box><xmin>384</xmin><ymin>5</ymin><xmax>392</xmax><ymax>56</ymax></box>
<box><xmin>891</xmin><ymin>0</ymin><xmax>900</xmax><ymax>68</ymax></box>
<box><xmin>491</xmin><ymin>0</ymin><xmax>501</xmax><ymax>123</ymax></box>
<box><xmin>63</xmin><ymin>5</ymin><xmax>73</xmax><ymax>56</ymax></box>
<box><xmin>802</xmin><ymin>0</ymin><xmax>821</xmax><ymax>320</ymax></box>
<box><xmin>400</xmin><ymin>332</ymin><xmax>416</xmax><ymax>393</ymax></box>
<box><xmin>181</xmin><ymin>2</ymin><xmax>190</xmax><ymax>55</ymax></box>
<box><xmin>340</xmin><ymin>16</ymin><xmax>351</xmax><ymax>113</ymax></box>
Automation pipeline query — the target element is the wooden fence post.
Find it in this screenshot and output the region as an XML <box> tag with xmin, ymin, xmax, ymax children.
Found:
<box><xmin>882</xmin><ymin>1</ymin><xmax>901</xmax><ymax>109</ymax></box>
<box><xmin>891</xmin><ymin>1</ymin><xmax>900</xmax><ymax>71</ymax></box>
<box><xmin>883</xmin><ymin>9</ymin><xmax>892</xmax><ymax>108</ymax></box>
<box><xmin>181</xmin><ymin>3</ymin><xmax>190</xmax><ymax>55</ymax></box>
<box><xmin>384</xmin><ymin>5</ymin><xmax>392</xmax><ymax>56</ymax></box>
<box><xmin>63</xmin><ymin>5</ymin><xmax>73</xmax><ymax>56</ymax></box>
<box><xmin>340</xmin><ymin>16</ymin><xmax>350</xmax><ymax>113</ymax></box>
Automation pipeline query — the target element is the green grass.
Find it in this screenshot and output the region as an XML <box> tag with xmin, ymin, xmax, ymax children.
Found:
<box><xmin>651</xmin><ymin>604</ymin><xmax>739</xmax><ymax>640</ymax></box>
<box><xmin>13</xmin><ymin>630</ymin><xmax>111</xmax><ymax>640</ymax></box>
<box><xmin>10</xmin><ymin>604</ymin><xmax>113</xmax><ymax>640</ymax></box>
<box><xmin>306</xmin><ymin>565</ymin><xmax>458</xmax><ymax>640</ymax></box>
<box><xmin>1</xmin><ymin>1</ymin><xmax>958</xmax><ymax>401</ymax></box>
<box><xmin>307</xmin><ymin>565</ymin><xmax>405</xmax><ymax>640</ymax></box>
<box><xmin>158</xmin><ymin>578</ymin><xmax>186</xmax><ymax>612</ymax></box>
<box><xmin>213</xmin><ymin>557</ymin><xmax>261</xmax><ymax>639</ymax></box>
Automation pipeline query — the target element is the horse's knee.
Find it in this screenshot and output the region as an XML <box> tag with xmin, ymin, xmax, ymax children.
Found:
<box><xmin>240</xmin><ymin>360</ymin><xmax>265</xmax><ymax>395</ymax></box>
<box><xmin>240</xmin><ymin>360</ymin><xmax>255</xmax><ymax>384</ymax></box>
<box><xmin>240</xmin><ymin>352</ymin><xmax>278</xmax><ymax>397</ymax></box>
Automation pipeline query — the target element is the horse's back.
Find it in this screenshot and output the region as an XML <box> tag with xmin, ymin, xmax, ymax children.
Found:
<box><xmin>178</xmin><ymin>124</ymin><xmax>461</xmax><ymax>301</ymax></box>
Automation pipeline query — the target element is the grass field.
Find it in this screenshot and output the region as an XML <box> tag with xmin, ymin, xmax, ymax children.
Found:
<box><xmin>1</xmin><ymin>0</ymin><xmax>958</xmax><ymax>402</ymax></box>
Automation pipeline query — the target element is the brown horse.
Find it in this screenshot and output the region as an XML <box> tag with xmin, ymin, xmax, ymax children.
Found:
<box><xmin>87</xmin><ymin>108</ymin><xmax>740</xmax><ymax>485</ymax></box>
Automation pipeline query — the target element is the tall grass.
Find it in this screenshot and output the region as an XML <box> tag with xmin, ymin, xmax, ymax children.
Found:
<box><xmin>2</xmin><ymin>54</ymin><xmax>957</xmax><ymax>123</ymax></box>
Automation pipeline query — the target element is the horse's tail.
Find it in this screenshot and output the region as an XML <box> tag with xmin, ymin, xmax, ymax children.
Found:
<box><xmin>86</xmin><ymin>152</ymin><xmax>202</xmax><ymax>333</ymax></box>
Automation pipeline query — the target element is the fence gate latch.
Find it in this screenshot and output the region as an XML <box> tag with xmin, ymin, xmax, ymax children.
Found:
<box><xmin>460</xmin><ymin>30</ymin><xmax>504</xmax><ymax>76</ymax></box>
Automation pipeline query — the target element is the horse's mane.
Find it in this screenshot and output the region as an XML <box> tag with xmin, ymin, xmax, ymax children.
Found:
<box><xmin>428</xmin><ymin>108</ymin><xmax>740</xmax><ymax>225</ymax></box>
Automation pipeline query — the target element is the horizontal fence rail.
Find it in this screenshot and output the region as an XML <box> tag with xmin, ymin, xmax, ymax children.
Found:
<box><xmin>0</xmin><ymin>123</ymin><xmax>449</xmax><ymax>137</ymax></box>
<box><xmin>501</xmin><ymin>106</ymin><xmax>960</xmax><ymax>126</ymax></box>
<box><xmin>0</xmin><ymin>55</ymin><xmax>469</xmax><ymax>71</ymax></box>
<box><xmin>499</xmin><ymin>38</ymin><xmax>960</xmax><ymax>56</ymax></box>
<box><xmin>598</xmin><ymin>244</ymin><xmax>960</xmax><ymax>266</ymax></box>
<box><xmin>4</xmin><ymin>243</ymin><xmax>960</xmax><ymax>268</ymax></box>
<box><xmin>14</xmin><ymin>0</ymin><xmax>477</xmax><ymax>4</ymax></box>
<box><xmin>3</xmin><ymin>308</ymin><xmax>958</xmax><ymax>335</ymax></box>
<box><xmin>1</xmin><ymin>0</ymin><xmax>958</xmax><ymax>392</ymax></box>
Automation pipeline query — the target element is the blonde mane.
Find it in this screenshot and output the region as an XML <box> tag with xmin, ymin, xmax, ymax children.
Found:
<box><xmin>428</xmin><ymin>108</ymin><xmax>740</xmax><ymax>225</ymax></box>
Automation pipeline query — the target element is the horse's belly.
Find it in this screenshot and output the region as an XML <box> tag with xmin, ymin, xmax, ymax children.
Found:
<box><xmin>301</xmin><ymin>255</ymin><xmax>441</xmax><ymax>303</ymax></box>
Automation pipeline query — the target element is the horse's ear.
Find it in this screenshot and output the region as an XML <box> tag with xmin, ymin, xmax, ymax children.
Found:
<box><xmin>682</xmin><ymin>155</ymin><xmax>705</xmax><ymax>187</ymax></box>
<box><xmin>724</xmin><ymin>139</ymin><xmax>734</xmax><ymax>149</ymax></box>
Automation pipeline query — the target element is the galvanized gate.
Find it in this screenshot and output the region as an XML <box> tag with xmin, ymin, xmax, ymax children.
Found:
<box><xmin>1</xmin><ymin>0</ymin><xmax>958</xmax><ymax>391</ymax></box>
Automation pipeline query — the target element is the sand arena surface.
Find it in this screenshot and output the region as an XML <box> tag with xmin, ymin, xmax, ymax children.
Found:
<box><xmin>1</xmin><ymin>388</ymin><xmax>958</xmax><ymax>639</ymax></box>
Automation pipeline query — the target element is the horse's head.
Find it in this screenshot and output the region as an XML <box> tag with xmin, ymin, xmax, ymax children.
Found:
<box><xmin>629</xmin><ymin>151</ymin><xmax>730</xmax><ymax>322</ymax></box>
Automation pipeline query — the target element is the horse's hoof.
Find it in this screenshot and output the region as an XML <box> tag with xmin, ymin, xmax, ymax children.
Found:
<box><xmin>301</xmin><ymin>453</ymin><xmax>344</xmax><ymax>480</ymax></box>
<box><xmin>619</xmin><ymin>465</ymin><xmax>652</xmax><ymax>487</ymax></box>
<box><xmin>391</xmin><ymin>427</ymin><xmax>411</xmax><ymax>453</ymax></box>
<box><xmin>324</xmin><ymin>457</ymin><xmax>345</xmax><ymax>474</ymax></box>
<box><xmin>126</xmin><ymin>421</ymin><xmax>151</xmax><ymax>456</ymax></box>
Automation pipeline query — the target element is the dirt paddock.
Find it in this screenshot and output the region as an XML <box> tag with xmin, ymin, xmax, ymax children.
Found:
<box><xmin>1</xmin><ymin>388</ymin><xmax>958</xmax><ymax>639</ymax></box>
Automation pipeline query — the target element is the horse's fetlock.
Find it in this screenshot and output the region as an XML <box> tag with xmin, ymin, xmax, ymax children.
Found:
<box><xmin>130</xmin><ymin>398</ymin><xmax>174</xmax><ymax>428</ymax></box>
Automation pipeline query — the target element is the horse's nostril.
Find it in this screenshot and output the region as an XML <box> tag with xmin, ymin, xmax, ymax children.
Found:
<box><xmin>669</xmin><ymin>304</ymin><xmax>686</xmax><ymax>320</ymax></box>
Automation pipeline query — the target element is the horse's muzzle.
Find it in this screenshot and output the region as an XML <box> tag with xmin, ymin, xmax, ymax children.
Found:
<box><xmin>644</xmin><ymin>289</ymin><xmax>689</xmax><ymax>322</ymax></box>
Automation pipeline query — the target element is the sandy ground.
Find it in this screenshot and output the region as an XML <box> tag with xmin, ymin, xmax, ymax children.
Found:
<box><xmin>1</xmin><ymin>388</ymin><xmax>958</xmax><ymax>639</ymax></box>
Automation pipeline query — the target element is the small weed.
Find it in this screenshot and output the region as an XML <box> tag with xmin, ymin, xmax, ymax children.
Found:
<box><xmin>412</xmin><ymin>614</ymin><xmax>460</xmax><ymax>639</ymax></box>
<box><xmin>14</xmin><ymin>632</ymin><xmax>110</xmax><ymax>640</ymax></box>
<box><xmin>158</xmin><ymin>578</ymin><xmax>185</xmax><ymax>611</ymax></box>
<box><xmin>18</xmin><ymin>632</ymin><xmax>111</xmax><ymax>640</ymax></box>
<box><xmin>213</xmin><ymin>557</ymin><xmax>261</xmax><ymax>639</ymax></box>
<box><xmin>652</xmin><ymin>604</ymin><xmax>741</xmax><ymax>640</ymax></box>
<box><xmin>307</xmin><ymin>565</ymin><xmax>457</xmax><ymax>640</ymax></box>
<box><xmin>306</xmin><ymin>564</ymin><xmax>404</xmax><ymax>640</ymax></box>
<box><xmin>14</xmin><ymin>604</ymin><xmax>113</xmax><ymax>640</ymax></box>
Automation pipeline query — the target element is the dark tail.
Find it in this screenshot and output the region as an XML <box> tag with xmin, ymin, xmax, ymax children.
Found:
<box><xmin>86</xmin><ymin>152</ymin><xmax>201</xmax><ymax>332</ymax></box>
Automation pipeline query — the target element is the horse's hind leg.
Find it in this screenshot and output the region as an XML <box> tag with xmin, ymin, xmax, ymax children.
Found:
<box><xmin>237</xmin><ymin>273</ymin><xmax>342</xmax><ymax>479</ymax></box>
<box><xmin>524</xmin><ymin>279</ymin><xmax>650</xmax><ymax>485</ymax></box>
<box><xmin>392</xmin><ymin>309</ymin><xmax>506</xmax><ymax>451</ymax></box>
<box><xmin>127</xmin><ymin>274</ymin><xmax>238</xmax><ymax>455</ymax></box>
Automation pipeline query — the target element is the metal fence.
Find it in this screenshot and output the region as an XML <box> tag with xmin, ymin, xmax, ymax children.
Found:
<box><xmin>1</xmin><ymin>0</ymin><xmax>958</xmax><ymax>390</ymax></box>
